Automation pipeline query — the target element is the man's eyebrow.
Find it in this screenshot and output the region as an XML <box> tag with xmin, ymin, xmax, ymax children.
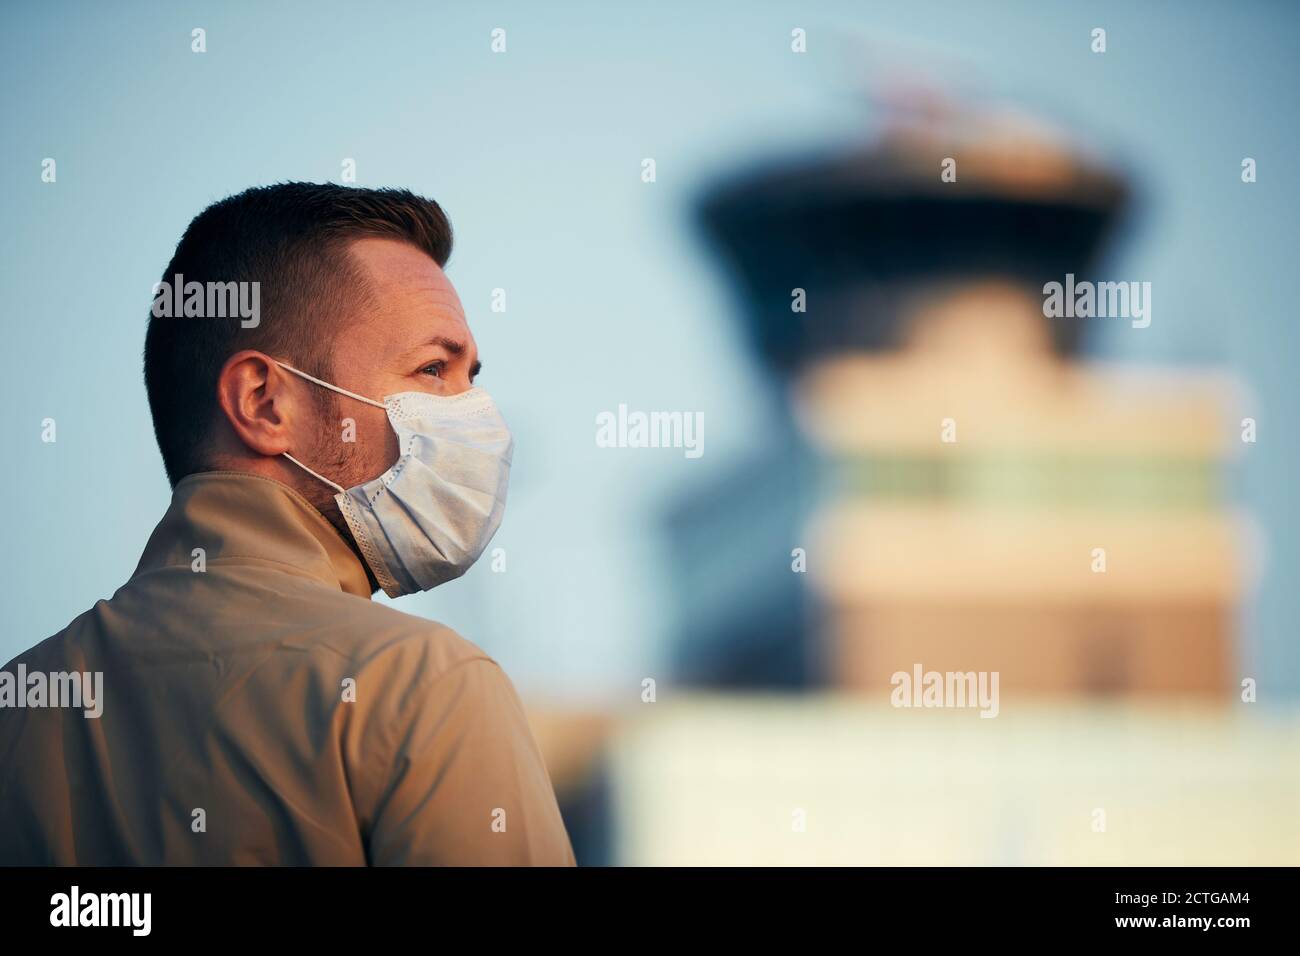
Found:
<box><xmin>421</xmin><ymin>335</ymin><xmax>481</xmax><ymax>379</ymax></box>
<box><xmin>427</xmin><ymin>335</ymin><xmax>465</xmax><ymax>355</ymax></box>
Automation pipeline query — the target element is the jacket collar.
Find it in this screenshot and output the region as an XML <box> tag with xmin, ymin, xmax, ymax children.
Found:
<box><xmin>132</xmin><ymin>471</ymin><xmax>373</xmax><ymax>598</ymax></box>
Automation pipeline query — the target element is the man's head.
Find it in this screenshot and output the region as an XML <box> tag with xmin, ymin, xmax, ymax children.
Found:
<box><xmin>144</xmin><ymin>183</ymin><xmax>483</xmax><ymax>568</ymax></box>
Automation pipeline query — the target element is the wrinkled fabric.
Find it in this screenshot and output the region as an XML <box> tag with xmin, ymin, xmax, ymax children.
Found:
<box><xmin>0</xmin><ymin>471</ymin><xmax>575</xmax><ymax>866</ymax></box>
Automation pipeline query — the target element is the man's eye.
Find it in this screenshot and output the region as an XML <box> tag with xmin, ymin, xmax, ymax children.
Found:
<box><xmin>420</xmin><ymin>362</ymin><xmax>446</xmax><ymax>378</ymax></box>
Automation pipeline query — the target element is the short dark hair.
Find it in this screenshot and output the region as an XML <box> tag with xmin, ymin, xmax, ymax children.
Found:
<box><xmin>144</xmin><ymin>182</ymin><xmax>453</xmax><ymax>486</ymax></box>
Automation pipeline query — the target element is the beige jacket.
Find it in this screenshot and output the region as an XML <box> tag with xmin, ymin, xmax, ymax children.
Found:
<box><xmin>0</xmin><ymin>472</ymin><xmax>576</xmax><ymax>866</ymax></box>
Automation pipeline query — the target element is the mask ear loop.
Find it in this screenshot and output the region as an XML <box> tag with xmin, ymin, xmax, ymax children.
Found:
<box><xmin>274</xmin><ymin>361</ymin><xmax>387</xmax><ymax>409</ymax></box>
<box><xmin>274</xmin><ymin>360</ymin><xmax>387</xmax><ymax>493</ymax></box>
<box><xmin>283</xmin><ymin>453</ymin><xmax>346</xmax><ymax>494</ymax></box>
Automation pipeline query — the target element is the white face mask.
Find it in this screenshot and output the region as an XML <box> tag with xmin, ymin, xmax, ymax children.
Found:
<box><xmin>275</xmin><ymin>361</ymin><xmax>513</xmax><ymax>598</ymax></box>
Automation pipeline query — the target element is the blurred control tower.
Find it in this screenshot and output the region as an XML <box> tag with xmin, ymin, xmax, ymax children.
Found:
<box><xmin>668</xmin><ymin>97</ymin><xmax>1244</xmax><ymax>699</ymax></box>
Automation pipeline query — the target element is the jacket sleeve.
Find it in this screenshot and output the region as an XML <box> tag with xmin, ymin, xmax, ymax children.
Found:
<box><xmin>364</xmin><ymin>656</ymin><xmax>577</xmax><ymax>866</ymax></box>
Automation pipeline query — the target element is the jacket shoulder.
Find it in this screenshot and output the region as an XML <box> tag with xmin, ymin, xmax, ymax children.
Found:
<box><xmin>307</xmin><ymin>596</ymin><xmax>496</xmax><ymax>688</ymax></box>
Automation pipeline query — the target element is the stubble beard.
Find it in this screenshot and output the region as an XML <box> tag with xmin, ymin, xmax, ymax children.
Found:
<box><xmin>301</xmin><ymin>391</ymin><xmax>383</xmax><ymax>594</ymax></box>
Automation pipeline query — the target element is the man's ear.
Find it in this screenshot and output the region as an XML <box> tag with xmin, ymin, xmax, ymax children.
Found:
<box><xmin>215</xmin><ymin>351</ymin><xmax>305</xmax><ymax>458</ymax></box>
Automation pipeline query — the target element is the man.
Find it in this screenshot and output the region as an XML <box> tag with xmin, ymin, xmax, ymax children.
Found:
<box><xmin>0</xmin><ymin>183</ymin><xmax>576</xmax><ymax>866</ymax></box>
